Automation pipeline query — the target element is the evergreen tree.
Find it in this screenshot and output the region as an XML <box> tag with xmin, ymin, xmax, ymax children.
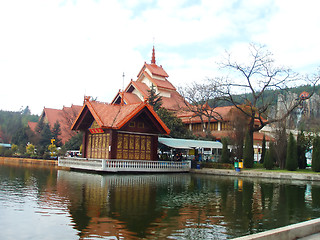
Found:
<box><xmin>38</xmin><ymin>123</ymin><xmax>53</xmax><ymax>149</ymax></box>
<box><xmin>11</xmin><ymin>126</ymin><xmax>29</xmax><ymax>146</ymax></box>
<box><xmin>52</xmin><ymin>121</ymin><xmax>62</xmax><ymax>146</ymax></box>
<box><xmin>221</xmin><ymin>138</ymin><xmax>229</xmax><ymax>163</ymax></box>
<box><xmin>286</xmin><ymin>132</ymin><xmax>298</xmax><ymax>171</ymax></box>
<box><xmin>147</xmin><ymin>84</ymin><xmax>163</xmax><ymax>111</ymax></box>
<box><xmin>156</xmin><ymin>108</ymin><xmax>193</xmax><ymax>139</ymax></box>
<box><xmin>243</xmin><ymin>131</ymin><xmax>254</xmax><ymax>168</ymax></box>
<box><xmin>312</xmin><ymin>136</ymin><xmax>320</xmax><ymax>172</ymax></box>
<box><xmin>35</xmin><ymin>117</ymin><xmax>45</xmax><ymax>133</ymax></box>
<box><xmin>21</xmin><ymin>106</ymin><xmax>31</xmax><ymax>115</ymax></box>
<box><xmin>260</xmin><ymin>134</ymin><xmax>266</xmax><ymax>164</ymax></box>
<box><xmin>297</xmin><ymin>130</ymin><xmax>309</xmax><ymax>169</ymax></box>
<box><xmin>263</xmin><ymin>142</ymin><xmax>274</xmax><ymax>170</ymax></box>
<box><xmin>65</xmin><ymin>132</ymin><xmax>83</xmax><ymax>150</ymax></box>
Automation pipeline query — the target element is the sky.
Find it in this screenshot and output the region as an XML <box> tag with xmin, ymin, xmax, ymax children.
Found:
<box><xmin>1</xmin><ymin>0</ymin><xmax>320</xmax><ymax>115</ymax></box>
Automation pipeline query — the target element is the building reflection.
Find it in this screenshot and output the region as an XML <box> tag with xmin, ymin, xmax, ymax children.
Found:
<box><xmin>55</xmin><ymin>169</ymin><xmax>320</xmax><ymax>239</ymax></box>
<box><xmin>56</xmin><ymin>171</ymin><xmax>193</xmax><ymax>239</ymax></box>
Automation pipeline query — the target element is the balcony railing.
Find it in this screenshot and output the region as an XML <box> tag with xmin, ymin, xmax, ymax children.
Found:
<box><xmin>58</xmin><ymin>157</ymin><xmax>191</xmax><ymax>173</ymax></box>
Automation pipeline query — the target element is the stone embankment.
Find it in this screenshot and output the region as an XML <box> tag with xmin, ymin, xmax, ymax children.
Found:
<box><xmin>0</xmin><ymin>157</ymin><xmax>70</xmax><ymax>170</ymax></box>
<box><xmin>191</xmin><ymin>168</ymin><xmax>320</xmax><ymax>181</ymax></box>
<box><xmin>232</xmin><ymin>218</ymin><xmax>320</xmax><ymax>240</ymax></box>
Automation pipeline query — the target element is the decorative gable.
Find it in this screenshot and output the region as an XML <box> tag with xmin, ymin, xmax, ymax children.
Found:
<box><xmin>89</xmin><ymin>120</ymin><xmax>104</xmax><ymax>134</ymax></box>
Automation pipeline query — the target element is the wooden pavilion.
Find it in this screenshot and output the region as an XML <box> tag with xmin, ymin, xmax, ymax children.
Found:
<box><xmin>58</xmin><ymin>97</ymin><xmax>191</xmax><ymax>172</ymax></box>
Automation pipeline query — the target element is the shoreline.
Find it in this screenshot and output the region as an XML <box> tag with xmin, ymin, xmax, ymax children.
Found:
<box><xmin>0</xmin><ymin>157</ymin><xmax>70</xmax><ymax>170</ymax></box>
<box><xmin>191</xmin><ymin>168</ymin><xmax>320</xmax><ymax>181</ymax></box>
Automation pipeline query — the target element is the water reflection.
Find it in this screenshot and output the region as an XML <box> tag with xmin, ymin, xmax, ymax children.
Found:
<box><xmin>1</xmin><ymin>163</ymin><xmax>320</xmax><ymax>240</ymax></box>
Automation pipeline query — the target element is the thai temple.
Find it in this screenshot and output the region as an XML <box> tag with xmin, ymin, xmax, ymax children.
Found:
<box><xmin>28</xmin><ymin>47</ymin><xmax>274</xmax><ymax>172</ymax></box>
<box><xmin>111</xmin><ymin>46</ymin><xmax>186</xmax><ymax>112</ymax></box>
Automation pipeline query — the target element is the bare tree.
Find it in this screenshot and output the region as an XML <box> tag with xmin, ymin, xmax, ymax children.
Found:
<box><xmin>273</xmin><ymin>120</ymin><xmax>287</xmax><ymax>169</ymax></box>
<box><xmin>178</xmin><ymin>81</ymin><xmax>223</xmax><ymax>137</ymax></box>
<box><xmin>227</xmin><ymin>107</ymin><xmax>249</xmax><ymax>160</ymax></box>
<box><xmin>215</xmin><ymin>43</ymin><xmax>319</xmax><ymax>145</ymax></box>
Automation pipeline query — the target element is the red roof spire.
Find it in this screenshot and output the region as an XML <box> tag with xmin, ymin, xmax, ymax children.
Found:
<box><xmin>151</xmin><ymin>46</ymin><xmax>156</xmax><ymax>65</ymax></box>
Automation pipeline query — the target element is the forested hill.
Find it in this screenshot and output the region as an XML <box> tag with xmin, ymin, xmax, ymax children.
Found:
<box><xmin>211</xmin><ymin>84</ymin><xmax>320</xmax><ymax>107</ymax></box>
<box><xmin>0</xmin><ymin>107</ymin><xmax>39</xmax><ymax>143</ymax></box>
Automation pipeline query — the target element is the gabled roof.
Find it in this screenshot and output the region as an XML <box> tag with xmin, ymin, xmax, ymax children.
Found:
<box><xmin>131</xmin><ymin>81</ymin><xmax>150</xmax><ymax>98</ymax></box>
<box><xmin>145</xmin><ymin>63</ymin><xmax>169</xmax><ymax>78</ymax></box>
<box><xmin>137</xmin><ymin>47</ymin><xmax>169</xmax><ymax>78</ymax></box>
<box><xmin>72</xmin><ymin>99</ymin><xmax>170</xmax><ymax>135</ymax></box>
<box><xmin>142</xmin><ymin>70</ymin><xmax>175</xmax><ymax>90</ymax></box>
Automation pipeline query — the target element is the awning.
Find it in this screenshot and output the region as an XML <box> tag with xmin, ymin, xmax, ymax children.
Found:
<box><xmin>158</xmin><ymin>137</ymin><xmax>222</xmax><ymax>149</ymax></box>
<box><xmin>0</xmin><ymin>143</ymin><xmax>11</xmax><ymax>148</ymax></box>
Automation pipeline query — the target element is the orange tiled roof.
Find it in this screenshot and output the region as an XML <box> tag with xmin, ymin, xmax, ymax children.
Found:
<box><xmin>253</xmin><ymin>132</ymin><xmax>274</xmax><ymax>142</ymax></box>
<box><xmin>43</xmin><ymin>108</ymin><xmax>62</xmax><ymax>127</ymax></box>
<box><xmin>28</xmin><ymin>122</ymin><xmax>37</xmax><ymax>132</ymax></box>
<box><xmin>112</xmin><ymin>79</ymin><xmax>185</xmax><ymax>112</ymax></box>
<box><xmin>193</xmin><ymin>130</ymin><xmax>273</xmax><ymax>142</ymax></box>
<box><xmin>39</xmin><ymin>105</ymin><xmax>82</xmax><ymax>144</ymax></box>
<box><xmin>72</xmin><ymin>100</ymin><xmax>170</xmax><ymax>135</ymax></box>
<box><xmin>142</xmin><ymin>70</ymin><xmax>175</xmax><ymax>91</ymax></box>
<box><xmin>161</xmin><ymin>91</ymin><xmax>187</xmax><ymax>111</ymax></box>
<box><xmin>146</xmin><ymin>63</ymin><xmax>169</xmax><ymax>78</ymax></box>
<box><xmin>122</xmin><ymin>92</ymin><xmax>141</xmax><ymax>104</ymax></box>
<box><xmin>131</xmin><ymin>81</ymin><xmax>150</xmax><ymax>98</ymax></box>
<box><xmin>178</xmin><ymin>105</ymin><xmax>234</xmax><ymax>123</ymax></box>
<box><xmin>138</xmin><ymin>63</ymin><xmax>169</xmax><ymax>78</ymax></box>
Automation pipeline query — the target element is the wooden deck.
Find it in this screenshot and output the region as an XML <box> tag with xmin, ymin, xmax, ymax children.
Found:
<box><xmin>58</xmin><ymin>157</ymin><xmax>191</xmax><ymax>173</ymax></box>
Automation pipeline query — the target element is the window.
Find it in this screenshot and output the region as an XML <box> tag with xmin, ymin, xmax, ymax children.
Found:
<box><xmin>138</xmin><ymin>122</ymin><xmax>144</xmax><ymax>128</ymax></box>
<box><xmin>129</xmin><ymin>121</ymin><xmax>135</xmax><ymax>127</ymax></box>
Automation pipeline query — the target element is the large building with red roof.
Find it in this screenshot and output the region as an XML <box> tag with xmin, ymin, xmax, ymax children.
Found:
<box><xmin>111</xmin><ymin>47</ymin><xmax>271</xmax><ymax>147</ymax></box>
<box><xmin>28</xmin><ymin>104</ymin><xmax>82</xmax><ymax>144</ymax></box>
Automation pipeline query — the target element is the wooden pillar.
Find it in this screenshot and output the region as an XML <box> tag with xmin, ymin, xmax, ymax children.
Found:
<box><xmin>109</xmin><ymin>130</ymin><xmax>118</xmax><ymax>159</ymax></box>
<box><xmin>152</xmin><ymin>135</ymin><xmax>158</xmax><ymax>160</ymax></box>
<box><xmin>82</xmin><ymin>131</ymin><xmax>88</xmax><ymax>158</ymax></box>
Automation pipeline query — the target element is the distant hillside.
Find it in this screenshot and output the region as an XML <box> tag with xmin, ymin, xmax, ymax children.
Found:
<box><xmin>210</xmin><ymin>84</ymin><xmax>320</xmax><ymax>107</ymax></box>
<box><xmin>0</xmin><ymin>107</ymin><xmax>38</xmax><ymax>143</ymax></box>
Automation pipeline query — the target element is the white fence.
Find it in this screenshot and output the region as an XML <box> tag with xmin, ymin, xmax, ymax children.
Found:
<box><xmin>58</xmin><ymin>157</ymin><xmax>191</xmax><ymax>173</ymax></box>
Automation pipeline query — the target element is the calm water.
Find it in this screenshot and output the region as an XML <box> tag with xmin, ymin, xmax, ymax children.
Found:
<box><xmin>1</xmin><ymin>163</ymin><xmax>320</xmax><ymax>240</ymax></box>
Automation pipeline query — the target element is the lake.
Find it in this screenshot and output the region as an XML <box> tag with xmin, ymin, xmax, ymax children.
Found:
<box><xmin>1</xmin><ymin>162</ymin><xmax>320</xmax><ymax>239</ymax></box>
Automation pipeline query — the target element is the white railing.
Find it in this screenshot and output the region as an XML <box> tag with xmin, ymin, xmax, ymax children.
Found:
<box><xmin>58</xmin><ymin>157</ymin><xmax>191</xmax><ymax>173</ymax></box>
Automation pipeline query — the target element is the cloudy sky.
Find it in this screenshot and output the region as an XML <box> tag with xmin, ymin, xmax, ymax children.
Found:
<box><xmin>1</xmin><ymin>0</ymin><xmax>320</xmax><ymax>115</ymax></box>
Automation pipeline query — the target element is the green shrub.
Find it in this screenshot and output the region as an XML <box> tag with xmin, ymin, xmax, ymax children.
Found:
<box><xmin>263</xmin><ymin>142</ymin><xmax>274</xmax><ymax>170</ymax></box>
<box><xmin>200</xmin><ymin>162</ymin><xmax>233</xmax><ymax>169</ymax></box>
<box><xmin>221</xmin><ymin>138</ymin><xmax>230</xmax><ymax>163</ymax></box>
<box><xmin>4</xmin><ymin>149</ymin><xmax>12</xmax><ymax>157</ymax></box>
<box><xmin>312</xmin><ymin>136</ymin><xmax>320</xmax><ymax>172</ymax></box>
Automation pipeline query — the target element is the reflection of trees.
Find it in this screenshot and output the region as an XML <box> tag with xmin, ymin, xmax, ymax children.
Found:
<box><xmin>312</xmin><ymin>185</ymin><xmax>320</xmax><ymax>208</ymax></box>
